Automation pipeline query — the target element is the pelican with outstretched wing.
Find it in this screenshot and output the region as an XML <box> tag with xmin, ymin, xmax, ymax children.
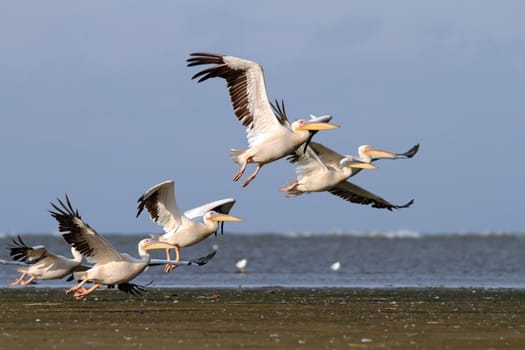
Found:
<box><xmin>49</xmin><ymin>195</ymin><xmax>215</xmax><ymax>299</ymax></box>
<box><xmin>187</xmin><ymin>52</ymin><xmax>339</xmax><ymax>187</ymax></box>
<box><xmin>281</xmin><ymin>141</ymin><xmax>418</xmax><ymax>210</ymax></box>
<box><xmin>137</xmin><ymin>180</ymin><xmax>241</xmax><ymax>272</ymax></box>
<box><xmin>5</xmin><ymin>235</ymin><xmax>85</xmax><ymax>286</ymax></box>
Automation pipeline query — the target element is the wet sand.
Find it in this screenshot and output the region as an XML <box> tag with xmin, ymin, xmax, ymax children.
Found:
<box><xmin>1</xmin><ymin>287</ymin><xmax>524</xmax><ymax>349</ymax></box>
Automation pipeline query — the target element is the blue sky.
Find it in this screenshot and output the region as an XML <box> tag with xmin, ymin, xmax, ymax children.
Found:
<box><xmin>1</xmin><ymin>1</ymin><xmax>524</xmax><ymax>234</ymax></box>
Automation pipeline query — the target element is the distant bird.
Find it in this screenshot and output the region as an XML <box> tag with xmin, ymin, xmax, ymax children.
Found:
<box><xmin>235</xmin><ymin>258</ymin><xmax>247</xmax><ymax>273</ymax></box>
<box><xmin>137</xmin><ymin>180</ymin><xmax>241</xmax><ymax>272</ymax></box>
<box><xmin>330</xmin><ymin>261</ymin><xmax>341</xmax><ymax>272</ymax></box>
<box><xmin>50</xmin><ymin>195</ymin><xmax>215</xmax><ymax>299</ymax></box>
<box><xmin>187</xmin><ymin>52</ymin><xmax>339</xmax><ymax>187</ymax></box>
<box><xmin>281</xmin><ymin>141</ymin><xmax>417</xmax><ymax>210</ymax></box>
<box><xmin>5</xmin><ymin>235</ymin><xmax>85</xmax><ymax>286</ymax></box>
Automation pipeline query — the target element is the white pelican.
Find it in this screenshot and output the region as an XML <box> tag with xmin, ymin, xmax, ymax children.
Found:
<box><xmin>281</xmin><ymin>141</ymin><xmax>416</xmax><ymax>210</ymax></box>
<box><xmin>5</xmin><ymin>235</ymin><xmax>85</xmax><ymax>286</ymax></box>
<box><xmin>136</xmin><ymin>180</ymin><xmax>241</xmax><ymax>272</ymax></box>
<box><xmin>49</xmin><ymin>195</ymin><xmax>214</xmax><ymax>299</ymax></box>
<box><xmin>187</xmin><ymin>52</ymin><xmax>340</xmax><ymax>187</ymax></box>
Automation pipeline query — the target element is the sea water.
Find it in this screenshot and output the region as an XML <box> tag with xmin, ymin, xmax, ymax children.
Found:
<box><xmin>1</xmin><ymin>232</ymin><xmax>524</xmax><ymax>289</ymax></box>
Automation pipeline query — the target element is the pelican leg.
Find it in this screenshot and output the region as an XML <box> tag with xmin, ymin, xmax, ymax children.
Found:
<box><xmin>8</xmin><ymin>272</ymin><xmax>28</xmax><ymax>286</ymax></box>
<box><xmin>66</xmin><ymin>279</ymin><xmax>88</xmax><ymax>295</ymax></box>
<box><xmin>19</xmin><ymin>275</ymin><xmax>37</xmax><ymax>286</ymax></box>
<box><xmin>285</xmin><ymin>190</ymin><xmax>304</xmax><ymax>197</ymax></box>
<box><xmin>279</xmin><ymin>181</ymin><xmax>299</xmax><ymax>192</ymax></box>
<box><xmin>165</xmin><ymin>246</ymin><xmax>181</xmax><ymax>273</ymax></box>
<box><xmin>242</xmin><ymin>163</ymin><xmax>263</xmax><ymax>187</ymax></box>
<box><xmin>163</xmin><ymin>248</ymin><xmax>172</xmax><ymax>273</ymax></box>
<box><xmin>75</xmin><ymin>286</ymin><xmax>89</xmax><ymax>296</ymax></box>
<box><xmin>233</xmin><ymin>159</ymin><xmax>249</xmax><ymax>182</ymax></box>
<box><xmin>74</xmin><ymin>283</ymin><xmax>101</xmax><ymax>300</ymax></box>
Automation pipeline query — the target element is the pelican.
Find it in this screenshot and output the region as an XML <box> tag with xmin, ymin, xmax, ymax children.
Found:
<box><xmin>187</xmin><ymin>52</ymin><xmax>339</xmax><ymax>187</ymax></box>
<box><xmin>136</xmin><ymin>180</ymin><xmax>241</xmax><ymax>272</ymax></box>
<box><xmin>49</xmin><ymin>195</ymin><xmax>214</xmax><ymax>299</ymax></box>
<box><xmin>281</xmin><ymin>141</ymin><xmax>416</xmax><ymax>210</ymax></box>
<box><xmin>5</xmin><ymin>235</ymin><xmax>85</xmax><ymax>286</ymax></box>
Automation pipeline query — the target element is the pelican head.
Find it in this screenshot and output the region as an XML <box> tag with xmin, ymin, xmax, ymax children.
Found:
<box><xmin>358</xmin><ymin>145</ymin><xmax>397</xmax><ymax>162</ymax></box>
<box><xmin>204</xmin><ymin>211</ymin><xmax>242</xmax><ymax>223</ymax></box>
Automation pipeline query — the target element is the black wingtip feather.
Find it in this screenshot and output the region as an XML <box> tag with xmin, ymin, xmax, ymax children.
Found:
<box><xmin>403</xmin><ymin>144</ymin><xmax>420</xmax><ymax>158</ymax></box>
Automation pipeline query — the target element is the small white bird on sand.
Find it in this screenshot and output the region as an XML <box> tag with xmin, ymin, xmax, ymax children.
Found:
<box><xmin>330</xmin><ymin>261</ymin><xmax>341</xmax><ymax>272</ymax></box>
<box><xmin>235</xmin><ymin>258</ymin><xmax>247</xmax><ymax>273</ymax></box>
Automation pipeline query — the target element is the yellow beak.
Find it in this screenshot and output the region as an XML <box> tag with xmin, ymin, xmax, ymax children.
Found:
<box><xmin>144</xmin><ymin>241</ymin><xmax>177</xmax><ymax>251</ymax></box>
<box><xmin>295</xmin><ymin>121</ymin><xmax>340</xmax><ymax>131</ymax></box>
<box><xmin>347</xmin><ymin>162</ymin><xmax>378</xmax><ymax>169</ymax></box>
<box><xmin>209</xmin><ymin>213</ymin><xmax>242</xmax><ymax>222</ymax></box>
<box><xmin>366</xmin><ymin>148</ymin><xmax>396</xmax><ymax>159</ymax></box>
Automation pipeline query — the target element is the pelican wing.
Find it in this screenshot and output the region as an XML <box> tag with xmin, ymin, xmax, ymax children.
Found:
<box><xmin>187</xmin><ymin>52</ymin><xmax>286</xmax><ymax>146</ymax></box>
<box><xmin>116</xmin><ymin>282</ymin><xmax>148</xmax><ymax>296</ymax></box>
<box><xmin>184</xmin><ymin>198</ymin><xmax>236</xmax><ymax>219</ymax></box>
<box><xmin>401</xmin><ymin>143</ymin><xmax>420</xmax><ymax>158</ymax></box>
<box><xmin>8</xmin><ymin>235</ymin><xmax>47</xmax><ymax>263</ymax></box>
<box><xmin>0</xmin><ymin>259</ymin><xmax>27</xmax><ymax>266</ymax></box>
<box><xmin>308</xmin><ymin>142</ymin><xmax>344</xmax><ymax>167</ymax></box>
<box><xmin>329</xmin><ymin>181</ymin><xmax>414</xmax><ymax>211</ymax></box>
<box><xmin>49</xmin><ymin>196</ymin><xmax>124</xmax><ymax>264</ymax></box>
<box><xmin>136</xmin><ymin>180</ymin><xmax>183</xmax><ymax>233</ymax></box>
<box><xmin>286</xmin><ymin>145</ymin><xmax>328</xmax><ymax>180</ymax></box>
<box><xmin>149</xmin><ymin>249</ymin><xmax>217</xmax><ymax>267</ymax></box>
<box><xmin>392</xmin><ymin>143</ymin><xmax>420</xmax><ymax>160</ymax></box>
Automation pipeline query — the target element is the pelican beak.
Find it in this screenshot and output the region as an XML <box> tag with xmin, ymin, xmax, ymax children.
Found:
<box><xmin>346</xmin><ymin>161</ymin><xmax>378</xmax><ymax>169</ymax></box>
<box><xmin>295</xmin><ymin>121</ymin><xmax>340</xmax><ymax>131</ymax></box>
<box><xmin>144</xmin><ymin>241</ymin><xmax>177</xmax><ymax>251</ymax></box>
<box><xmin>365</xmin><ymin>148</ymin><xmax>396</xmax><ymax>159</ymax></box>
<box><xmin>209</xmin><ymin>213</ymin><xmax>242</xmax><ymax>222</ymax></box>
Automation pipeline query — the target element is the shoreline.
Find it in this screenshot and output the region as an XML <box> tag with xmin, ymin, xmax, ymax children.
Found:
<box><xmin>1</xmin><ymin>287</ymin><xmax>524</xmax><ymax>349</ymax></box>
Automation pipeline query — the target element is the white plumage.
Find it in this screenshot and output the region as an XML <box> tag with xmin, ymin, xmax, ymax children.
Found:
<box><xmin>136</xmin><ymin>180</ymin><xmax>241</xmax><ymax>272</ymax></box>
<box><xmin>6</xmin><ymin>235</ymin><xmax>85</xmax><ymax>286</ymax></box>
<box><xmin>50</xmin><ymin>195</ymin><xmax>214</xmax><ymax>299</ymax></box>
<box><xmin>281</xmin><ymin>142</ymin><xmax>418</xmax><ymax>210</ymax></box>
<box><xmin>187</xmin><ymin>53</ymin><xmax>339</xmax><ymax>187</ymax></box>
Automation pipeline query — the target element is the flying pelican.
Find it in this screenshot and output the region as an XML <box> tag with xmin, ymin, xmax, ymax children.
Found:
<box><xmin>49</xmin><ymin>195</ymin><xmax>215</xmax><ymax>299</ymax></box>
<box><xmin>187</xmin><ymin>52</ymin><xmax>340</xmax><ymax>187</ymax></box>
<box><xmin>281</xmin><ymin>141</ymin><xmax>416</xmax><ymax>210</ymax></box>
<box><xmin>5</xmin><ymin>235</ymin><xmax>85</xmax><ymax>286</ymax></box>
<box><xmin>136</xmin><ymin>180</ymin><xmax>241</xmax><ymax>272</ymax></box>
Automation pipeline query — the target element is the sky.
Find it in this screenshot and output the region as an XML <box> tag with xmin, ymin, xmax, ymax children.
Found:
<box><xmin>1</xmin><ymin>1</ymin><xmax>524</xmax><ymax>235</ymax></box>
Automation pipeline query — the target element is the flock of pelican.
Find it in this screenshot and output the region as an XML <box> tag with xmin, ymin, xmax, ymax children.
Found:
<box><xmin>2</xmin><ymin>52</ymin><xmax>418</xmax><ymax>299</ymax></box>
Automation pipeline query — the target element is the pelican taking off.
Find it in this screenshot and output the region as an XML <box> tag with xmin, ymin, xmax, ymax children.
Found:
<box><xmin>6</xmin><ymin>235</ymin><xmax>84</xmax><ymax>286</ymax></box>
<box><xmin>281</xmin><ymin>141</ymin><xmax>417</xmax><ymax>210</ymax></box>
<box><xmin>187</xmin><ymin>52</ymin><xmax>339</xmax><ymax>187</ymax></box>
<box><xmin>136</xmin><ymin>180</ymin><xmax>241</xmax><ymax>272</ymax></box>
<box><xmin>49</xmin><ymin>195</ymin><xmax>211</xmax><ymax>299</ymax></box>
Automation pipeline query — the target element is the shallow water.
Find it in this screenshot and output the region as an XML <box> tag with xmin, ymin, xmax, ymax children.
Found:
<box><xmin>1</xmin><ymin>232</ymin><xmax>524</xmax><ymax>289</ymax></box>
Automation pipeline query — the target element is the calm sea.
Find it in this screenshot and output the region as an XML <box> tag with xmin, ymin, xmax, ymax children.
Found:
<box><xmin>1</xmin><ymin>232</ymin><xmax>524</xmax><ymax>289</ymax></box>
